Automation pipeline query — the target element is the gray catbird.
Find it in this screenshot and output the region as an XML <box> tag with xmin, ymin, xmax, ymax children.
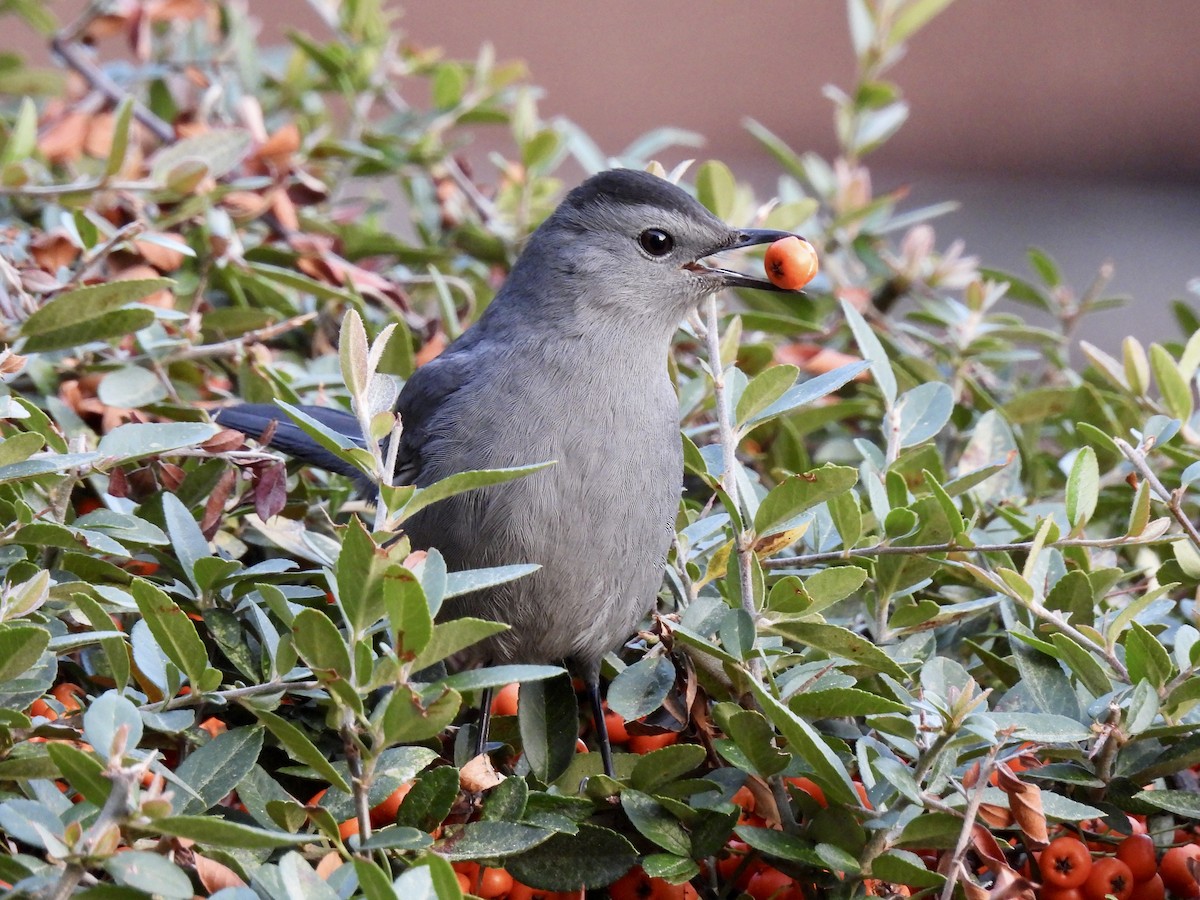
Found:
<box><xmin>217</xmin><ymin>168</ymin><xmax>801</xmax><ymax>775</ymax></box>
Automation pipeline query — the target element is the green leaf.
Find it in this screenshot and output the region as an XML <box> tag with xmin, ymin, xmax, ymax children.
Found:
<box><xmin>0</xmin><ymin>624</ymin><xmax>49</xmax><ymax>683</ymax></box>
<box><xmin>46</xmin><ymin>742</ymin><xmax>109</xmax><ymax>806</ymax></box>
<box><xmin>1124</xmin><ymin>622</ymin><xmax>1173</xmax><ymax>689</ymax></box>
<box><xmin>504</xmin><ymin>822</ymin><xmax>637</xmax><ymax>891</ymax></box>
<box><xmin>439</xmin><ymin>664</ymin><xmax>563</xmax><ymax>693</ymax></box>
<box><xmin>889</xmin><ymin>0</ymin><xmax>956</xmax><ymax>42</ymax></box>
<box><xmin>98</xmin><ymin>366</ymin><xmax>167</xmax><ymax>408</ymax></box>
<box><xmin>630</xmin><ymin>743</ymin><xmax>707</xmax><ymax>793</ymax></box>
<box><xmin>336</xmin><ymin>517</ymin><xmax>389</xmax><ymax>635</ymax></box>
<box><xmin>754</xmin><ymin>464</ymin><xmax>858</xmax><ymax>537</ymax></box>
<box><xmin>1132</xmin><ymin>789</ymin><xmax>1200</xmax><ymax>818</ymax></box>
<box><xmin>251</xmin><ymin>708</ymin><xmax>350</xmax><ymax>793</ymax></box>
<box><xmin>382</xmin><ymin>565</ymin><xmax>433</xmax><ymax>662</ymax></box>
<box><xmin>274</xmin><ymin>400</ymin><xmax>375</xmax><ymax>477</ymax></box>
<box><xmin>162</xmin><ymin>492</ymin><xmax>210</xmax><ymax>594</ymax></box>
<box><xmin>748</xmin><ymin>682</ymin><xmax>856</xmax><ymax>804</ymax></box>
<box><xmin>873</xmin><ymin>849</ymin><xmax>946</xmax><ymax>888</ymax></box>
<box><xmin>444</xmin><ymin>564</ymin><xmax>541</xmax><ymax>599</ymax></box>
<box><xmin>153</xmin><ymin>815</ymin><xmax>309</xmax><ymax>848</ymax></box>
<box><xmin>842</xmin><ymin>298</ymin><xmax>896</xmax><ymax>406</ymax></box>
<box><xmin>765</xmin><ymin>621</ymin><xmax>907</xmax><ymax>679</ymax></box>
<box><xmin>292</xmin><ymin>607</ymin><xmax>352</xmax><ymax>682</ymax></box>
<box><xmin>1150</xmin><ymin>343</ymin><xmax>1193</xmax><ymax>422</ymax></box>
<box><xmin>695</xmin><ymin>159</ymin><xmax>736</xmax><ymax>219</ymax></box>
<box><xmin>519</xmin><ymin>674</ymin><xmax>579</xmax><ymax>784</ymax></box>
<box><xmin>401</xmin><ymin>462</ymin><xmax>554</xmax><ymax>521</ymax></box>
<box><xmin>150</xmin><ymin>128</ymin><xmax>250</xmax><ymax>184</ymax></box>
<box><xmin>395</xmin><ymin>765</ymin><xmax>459</xmax><ymax>832</ymax></box>
<box><xmin>82</xmin><ymin>690</ymin><xmax>143</xmax><ymax>760</ymax></box>
<box><xmin>985</xmin><ymin>713</ymin><xmax>1091</xmax><ymax>743</ymax></box>
<box><xmin>410</xmin><ymin>618</ymin><xmax>509</xmax><ymax>672</ymax></box>
<box><xmin>734</xmin><ymin>825</ymin><xmax>825</xmax><ymax>867</ymax></box>
<box><xmin>97</xmin><ymin>422</ymin><xmax>219</xmax><ymax>464</ymax></box>
<box><xmin>131</xmin><ymin>579</ymin><xmax>209</xmax><ymax>687</ymax></box>
<box><xmin>804</xmin><ymin>566</ymin><xmax>868</xmax><ymax>610</ymax></box>
<box><xmin>1066</xmin><ymin>447</ymin><xmax>1099</xmax><ymax>530</ymax></box>
<box><xmin>746</xmin><ymin>361</ymin><xmax>870</xmax><ymax>427</ymax></box>
<box><xmin>735</xmin><ymin>365</ymin><xmax>798</xmax><ymax>427</ymax></box>
<box><xmin>380</xmin><ymin>685</ymin><xmax>461</xmax><ymax>744</ymax></box>
<box><xmin>894</xmin><ymin>382</ymin><xmax>953</xmax><ymax>447</ymax></box>
<box><xmin>1049</xmin><ymin>634</ymin><xmax>1113</xmax><ymax>698</ymax></box>
<box><xmin>789</xmin><ymin>688</ymin><xmax>908</xmax><ymax>718</ymax></box>
<box><xmin>21</xmin><ymin>279</ymin><xmax>172</xmax><ymax>337</ymax></box>
<box><xmin>436</xmin><ymin>820</ymin><xmax>555</xmax><ymax>862</ymax></box>
<box><xmin>606</xmin><ymin>655</ymin><xmax>676</xmax><ymax>721</ymax></box>
<box><xmin>105</xmin><ymin>850</ymin><xmax>193</xmax><ymax>899</ymax></box>
<box><xmin>621</xmin><ymin>790</ymin><xmax>691</xmax><ymax>857</ymax></box>
<box><xmin>717</xmin><ymin>708</ymin><xmax>789</xmax><ymax>777</ymax></box>
<box><xmin>174</xmin><ymin>727</ymin><xmax>264</xmax><ymax>814</ymax></box>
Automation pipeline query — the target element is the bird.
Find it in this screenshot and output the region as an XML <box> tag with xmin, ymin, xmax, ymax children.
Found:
<box><xmin>216</xmin><ymin>168</ymin><xmax>802</xmax><ymax>776</ymax></box>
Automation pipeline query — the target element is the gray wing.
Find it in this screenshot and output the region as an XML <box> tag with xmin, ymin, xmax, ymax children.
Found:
<box><xmin>391</xmin><ymin>335</ymin><xmax>486</xmax><ymax>487</ymax></box>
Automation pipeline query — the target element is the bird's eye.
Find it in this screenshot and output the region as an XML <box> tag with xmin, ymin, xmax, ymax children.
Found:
<box><xmin>638</xmin><ymin>228</ymin><xmax>674</xmax><ymax>257</ymax></box>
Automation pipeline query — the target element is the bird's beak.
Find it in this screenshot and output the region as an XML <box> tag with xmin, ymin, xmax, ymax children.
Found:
<box><xmin>686</xmin><ymin>228</ymin><xmax>805</xmax><ymax>293</ymax></box>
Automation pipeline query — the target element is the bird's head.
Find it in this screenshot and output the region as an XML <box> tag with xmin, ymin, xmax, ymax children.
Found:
<box><xmin>507</xmin><ymin>168</ymin><xmax>804</xmax><ymax>329</ymax></box>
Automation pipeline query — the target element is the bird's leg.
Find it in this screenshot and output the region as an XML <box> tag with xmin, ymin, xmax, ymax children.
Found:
<box><xmin>475</xmin><ymin>686</ymin><xmax>493</xmax><ymax>759</ymax></box>
<box><xmin>586</xmin><ymin>678</ymin><xmax>615</xmax><ymax>778</ymax></box>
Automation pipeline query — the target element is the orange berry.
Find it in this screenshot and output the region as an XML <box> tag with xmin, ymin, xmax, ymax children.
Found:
<box><xmin>368</xmin><ymin>781</ymin><xmax>413</xmax><ymax>828</ymax></box>
<box><xmin>785</xmin><ymin>776</ymin><xmax>828</xmax><ymax>808</ymax></box>
<box><xmin>456</xmin><ymin>872</ymin><xmax>472</xmax><ymax>892</ymax></box>
<box><xmin>1084</xmin><ymin>857</ymin><xmax>1134</xmax><ymax>900</ymax></box>
<box><xmin>763</xmin><ymin>236</ymin><xmax>818</xmax><ymax>291</ymax></box>
<box><xmin>1129</xmin><ymin>874</ymin><xmax>1165</xmax><ymax>900</ymax></box>
<box><xmin>491</xmin><ymin>683</ymin><xmax>520</xmax><ymax>717</ymax></box>
<box><xmin>507</xmin><ymin>883</ymin><xmax>584</xmax><ymax>900</ymax></box>
<box><xmin>198</xmin><ymin>717</ymin><xmax>227</xmax><ymax>739</ymax></box>
<box><xmin>603</xmin><ymin>708</ymin><xmax>629</xmax><ymax>744</ymax></box>
<box><xmin>627</xmin><ymin>732</ymin><xmax>678</xmax><ymax>754</ymax></box>
<box><xmin>337</xmin><ymin>816</ymin><xmax>360</xmax><ymax>841</ymax></box>
<box><xmin>1161</xmin><ymin>845</ymin><xmax>1200</xmax><ymax>898</ymax></box>
<box><xmin>29</xmin><ymin>698</ymin><xmax>57</xmax><ymax>721</ymax></box>
<box><xmin>731</xmin><ymin>785</ymin><xmax>756</xmax><ymax>813</ymax></box>
<box><xmin>1042</xmin><ymin>836</ymin><xmax>1093</xmax><ymax>890</ymax></box>
<box><xmin>51</xmin><ymin>683</ymin><xmax>85</xmax><ymax>713</ymax></box>
<box><xmin>746</xmin><ymin>866</ymin><xmax>804</xmax><ymax>900</ymax></box>
<box><xmin>1115</xmin><ymin>834</ymin><xmax>1157</xmax><ymax>883</ymax></box>
<box><xmin>477</xmin><ymin>867</ymin><xmax>514</xmax><ymax>899</ymax></box>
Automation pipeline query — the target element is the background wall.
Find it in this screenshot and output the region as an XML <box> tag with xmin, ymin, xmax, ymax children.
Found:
<box><xmin>11</xmin><ymin>1</ymin><xmax>1200</xmax><ymax>348</ymax></box>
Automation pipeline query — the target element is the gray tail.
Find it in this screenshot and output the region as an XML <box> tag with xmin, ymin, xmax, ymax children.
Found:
<box><xmin>215</xmin><ymin>403</ymin><xmax>366</xmax><ymax>479</ymax></box>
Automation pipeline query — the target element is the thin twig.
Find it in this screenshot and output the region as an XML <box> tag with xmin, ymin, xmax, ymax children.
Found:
<box><xmin>50</xmin><ymin>2</ymin><xmax>173</xmax><ymax>143</ymax></box>
<box><xmin>1116</xmin><ymin>437</ymin><xmax>1200</xmax><ymax>551</ymax></box>
<box><xmin>160</xmin><ymin>312</ymin><xmax>318</xmax><ymax>363</ymax></box>
<box><xmin>764</xmin><ymin>531</ymin><xmax>1178</xmax><ymax>570</ymax></box>
<box><xmin>701</xmin><ymin>296</ymin><xmax>762</xmax><ymax>681</ymax></box>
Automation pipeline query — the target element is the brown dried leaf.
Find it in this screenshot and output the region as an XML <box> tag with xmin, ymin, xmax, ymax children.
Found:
<box><xmin>978</xmin><ymin>802</ymin><xmax>1013</xmax><ymax>829</ymax></box>
<box><xmin>258</xmin><ymin>122</ymin><xmax>300</xmax><ymax>169</ymax></box>
<box><xmin>996</xmin><ymin>763</ymin><xmax>1049</xmax><ymax>847</ymax></box>
<box><xmin>460</xmin><ymin>753</ymin><xmax>505</xmax><ymax>793</ymax></box>
<box><xmin>193</xmin><ymin>851</ymin><xmax>246</xmax><ymax>893</ymax></box>
<box><xmin>988</xmin><ymin>865</ymin><xmax>1038</xmax><ymax>900</ymax></box>
<box><xmin>84</xmin><ymin>111</ymin><xmax>115</xmax><ymax>159</ymax></box>
<box><xmin>776</xmin><ymin>343</ymin><xmax>870</xmax><ymax>381</ymax></box>
<box><xmin>200</xmin><ymin>428</ymin><xmax>247</xmax><ymax>455</ymax></box>
<box><xmin>107</xmin><ymin>466</ymin><xmax>129</xmax><ymax>498</ymax></box>
<box><xmin>157</xmin><ymin>462</ymin><xmax>186</xmax><ymax>492</ymax></box>
<box><xmin>222</xmin><ymin>190</ymin><xmax>271</xmax><ymax>220</ymax></box>
<box><xmin>39</xmin><ymin>112</ymin><xmax>90</xmax><ymax>165</ymax></box>
<box><xmin>415</xmin><ymin>331</ymin><xmax>447</xmax><ymax>367</ymax></box>
<box><xmin>29</xmin><ymin>231</ymin><xmax>80</xmax><ymax>273</ymax></box>
<box><xmin>253</xmin><ymin>462</ymin><xmax>288</xmax><ymax>521</ymax></box>
<box><xmin>200</xmin><ymin>468</ymin><xmax>237</xmax><ymax>538</ymax></box>
<box><xmin>114</xmin><ymin>264</ymin><xmax>175</xmax><ymax>309</ymax></box>
<box><xmin>134</xmin><ymin>233</ymin><xmax>186</xmax><ymax>273</ymax></box>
